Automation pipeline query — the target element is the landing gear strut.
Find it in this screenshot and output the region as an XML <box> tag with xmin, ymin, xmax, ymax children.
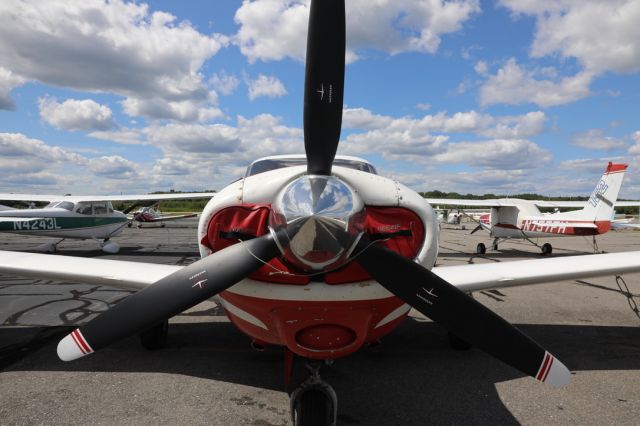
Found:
<box><xmin>290</xmin><ymin>361</ymin><xmax>337</xmax><ymax>426</ymax></box>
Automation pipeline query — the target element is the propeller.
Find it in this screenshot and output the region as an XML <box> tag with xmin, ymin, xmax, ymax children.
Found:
<box><xmin>353</xmin><ymin>237</ymin><xmax>570</xmax><ymax>388</ymax></box>
<box><xmin>303</xmin><ymin>0</ymin><xmax>345</xmax><ymax>176</ymax></box>
<box><xmin>470</xmin><ymin>224</ymin><xmax>483</xmax><ymax>235</ymax></box>
<box><xmin>57</xmin><ymin>233</ymin><xmax>281</xmax><ymax>361</ymax></box>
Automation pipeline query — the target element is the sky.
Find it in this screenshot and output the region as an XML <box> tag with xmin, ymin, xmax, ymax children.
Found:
<box><xmin>0</xmin><ymin>0</ymin><xmax>639</xmax><ymax>198</ymax></box>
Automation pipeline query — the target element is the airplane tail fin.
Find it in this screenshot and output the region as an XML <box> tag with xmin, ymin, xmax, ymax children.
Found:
<box><xmin>579</xmin><ymin>162</ymin><xmax>627</xmax><ymax>221</ymax></box>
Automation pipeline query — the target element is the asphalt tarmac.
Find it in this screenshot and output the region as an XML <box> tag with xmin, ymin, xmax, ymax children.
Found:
<box><xmin>1</xmin><ymin>219</ymin><xmax>640</xmax><ymax>425</ymax></box>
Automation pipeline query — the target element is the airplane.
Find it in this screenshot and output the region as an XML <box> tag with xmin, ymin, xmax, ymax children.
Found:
<box><xmin>427</xmin><ymin>162</ymin><xmax>640</xmax><ymax>255</ymax></box>
<box><xmin>128</xmin><ymin>202</ymin><xmax>198</xmax><ymax>228</ymax></box>
<box><xmin>2</xmin><ymin>1</ymin><xmax>640</xmax><ymax>424</ymax></box>
<box><xmin>0</xmin><ymin>193</ymin><xmax>214</xmax><ymax>253</ymax></box>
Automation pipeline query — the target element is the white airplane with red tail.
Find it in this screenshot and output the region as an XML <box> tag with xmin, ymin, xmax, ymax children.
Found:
<box><xmin>128</xmin><ymin>202</ymin><xmax>197</xmax><ymax>228</ymax></box>
<box><xmin>2</xmin><ymin>2</ymin><xmax>640</xmax><ymax>424</ymax></box>
<box><xmin>428</xmin><ymin>162</ymin><xmax>637</xmax><ymax>255</ymax></box>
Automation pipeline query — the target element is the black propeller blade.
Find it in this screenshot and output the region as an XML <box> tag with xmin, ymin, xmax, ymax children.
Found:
<box><xmin>355</xmin><ymin>239</ymin><xmax>570</xmax><ymax>388</ymax></box>
<box><xmin>57</xmin><ymin>233</ymin><xmax>281</xmax><ymax>361</ymax></box>
<box><xmin>303</xmin><ymin>0</ymin><xmax>345</xmax><ymax>176</ymax></box>
<box><xmin>470</xmin><ymin>224</ymin><xmax>483</xmax><ymax>235</ymax></box>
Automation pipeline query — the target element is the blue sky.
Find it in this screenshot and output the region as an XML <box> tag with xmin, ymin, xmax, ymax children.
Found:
<box><xmin>1</xmin><ymin>0</ymin><xmax>639</xmax><ymax>198</ymax></box>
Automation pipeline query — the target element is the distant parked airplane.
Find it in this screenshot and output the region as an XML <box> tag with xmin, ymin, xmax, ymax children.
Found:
<box><xmin>427</xmin><ymin>163</ymin><xmax>638</xmax><ymax>254</ymax></box>
<box><xmin>0</xmin><ymin>193</ymin><xmax>214</xmax><ymax>253</ymax></box>
<box><xmin>128</xmin><ymin>202</ymin><xmax>198</xmax><ymax>228</ymax></box>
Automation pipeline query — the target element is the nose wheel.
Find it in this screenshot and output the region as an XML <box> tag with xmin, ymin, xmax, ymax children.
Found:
<box><xmin>290</xmin><ymin>361</ymin><xmax>337</xmax><ymax>426</ymax></box>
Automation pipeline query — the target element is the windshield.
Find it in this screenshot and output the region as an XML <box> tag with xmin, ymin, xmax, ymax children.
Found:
<box><xmin>246</xmin><ymin>158</ymin><xmax>377</xmax><ymax>177</ymax></box>
<box><xmin>44</xmin><ymin>201</ymin><xmax>75</xmax><ymax>211</ymax></box>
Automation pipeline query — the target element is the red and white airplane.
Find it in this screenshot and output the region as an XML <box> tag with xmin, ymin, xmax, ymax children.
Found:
<box><xmin>128</xmin><ymin>202</ymin><xmax>198</xmax><ymax>228</ymax></box>
<box><xmin>428</xmin><ymin>163</ymin><xmax>637</xmax><ymax>254</ymax></box>
<box><xmin>2</xmin><ymin>2</ymin><xmax>640</xmax><ymax>424</ymax></box>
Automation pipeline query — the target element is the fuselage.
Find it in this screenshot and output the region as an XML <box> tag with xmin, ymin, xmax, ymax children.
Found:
<box><xmin>196</xmin><ymin>163</ymin><xmax>439</xmax><ymax>360</ymax></box>
<box><xmin>482</xmin><ymin>201</ymin><xmax>611</xmax><ymax>239</ymax></box>
<box><xmin>0</xmin><ymin>201</ymin><xmax>128</xmax><ymax>239</ymax></box>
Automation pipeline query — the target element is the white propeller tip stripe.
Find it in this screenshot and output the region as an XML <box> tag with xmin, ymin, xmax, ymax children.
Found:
<box><xmin>544</xmin><ymin>357</ymin><xmax>571</xmax><ymax>388</ymax></box>
<box><xmin>536</xmin><ymin>351</ymin><xmax>571</xmax><ymax>388</ymax></box>
<box><xmin>57</xmin><ymin>330</ymin><xmax>93</xmax><ymax>361</ymax></box>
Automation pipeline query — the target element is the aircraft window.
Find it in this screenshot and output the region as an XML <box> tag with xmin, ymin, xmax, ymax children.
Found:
<box><xmin>55</xmin><ymin>201</ymin><xmax>75</xmax><ymax>211</ymax></box>
<box><xmin>93</xmin><ymin>202</ymin><xmax>108</xmax><ymax>215</ymax></box>
<box><xmin>107</xmin><ymin>202</ymin><xmax>114</xmax><ymax>213</ymax></box>
<box><xmin>246</xmin><ymin>158</ymin><xmax>377</xmax><ymax>177</ymax></box>
<box><xmin>75</xmin><ymin>202</ymin><xmax>92</xmax><ymax>215</ymax></box>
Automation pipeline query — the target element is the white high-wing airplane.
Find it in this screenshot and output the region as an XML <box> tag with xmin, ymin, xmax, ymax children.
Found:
<box><xmin>428</xmin><ymin>162</ymin><xmax>640</xmax><ymax>254</ymax></box>
<box><xmin>2</xmin><ymin>2</ymin><xmax>640</xmax><ymax>424</ymax></box>
<box><xmin>0</xmin><ymin>193</ymin><xmax>214</xmax><ymax>253</ymax></box>
<box><xmin>128</xmin><ymin>202</ymin><xmax>198</xmax><ymax>228</ymax></box>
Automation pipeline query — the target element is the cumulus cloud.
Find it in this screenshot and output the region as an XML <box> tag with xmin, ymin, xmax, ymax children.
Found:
<box><xmin>478</xmin><ymin>58</ymin><xmax>592</xmax><ymax>107</ymax></box>
<box><xmin>500</xmin><ymin>0</ymin><xmax>640</xmax><ymax>75</ymax></box>
<box><xmin>38</xmin><ymin>97</ymin><xmax>115</xmax><ymax>131</ymax></box>
<box><xmin>0</xmin><ymin>132</ymin><xmax>90</xmax><ymax>191</ymax></box>
<box><xmin>145</xmin><ymin>123</ymin><xmax>241</xmax><ymax>154</ymax></box>
<box><xmin>0</xmin><ymin>67</ymin><xmax>25</xmax><ymax>110</ymax></box>
<box><xmin>233</xmin><ymin>0</ymin><xmax>480</xmax><ymax>63</ymax></box>
<box><xmin>89</xmin><ymin>128</ymin><xmax>147</xmax><ymax>145</ymax></box>
<box><xmin>88</xmin><ymin>155</ymin><xmax>138</xmax><ymax>179</ymax></box>
<box><xmin>210</xmin><ymin>71</ymin><xmax>241</xmax><ymax>96</ymax></box>
<box><xmin>432</xmin><ymin>139</ymin><xmax>552</xmax><ymax>169</ymax></box>
<box><xmin>0</xmin><ymin>0</ymin><xmax>227</xmax><ymax>115</ymax></box>
<box><xmin>343</xmin><ymin>107</ymin><xmax>546</xmax><ymax>138</ymax></box>
<box><xmin>480</xmin><ymin>1</ymin><xmax>640</xmax><ymax>107</ymax></box>
<box><xmin>246</xmin><ymin>74</ymin><xmax>287</xmax><ymax>101</ymax></box>
<box><xmin>571</xmin><ymin>129</ymin><xmax>626</xmax><ymax>151</ymax></box>
<box><xmin>627</xmin><ymin>131</ymin><xmax>640</xmax><ymax>155</ymax></box>
<box><xmin>121</xmin><ymin>96</ymin><xmax>223</xmax><ymax>122</ymax></box>
<box><xmin>0</xmin><ymin>132</ymin><xmax>86</xmax><ymax>164</ymax></box>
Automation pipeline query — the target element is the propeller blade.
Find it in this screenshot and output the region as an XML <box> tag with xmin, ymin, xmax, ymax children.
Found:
<box><xmin>355</xmin><ymin>241</ymin><xmax>570</xmax><ymax>388</ymax></box>
<box><xmin>57</xmin><ymin>233</ymin><xmax>281</xmax><ymax>361</ymax></box>
<box><xmin>303</xmin><ymin>0</ymin><xmax>345</xmax><ymax>176</ymax></box>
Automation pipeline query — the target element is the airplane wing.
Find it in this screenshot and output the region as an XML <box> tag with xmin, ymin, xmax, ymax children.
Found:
<box><xmin>428</xmin><ymin>198</ymin><xmax>640</xmax><ymax>209</ymax></box>
<box><xmin>0</xmin><ymin>192</ymin><xmax>216</xmax><ymax>203</ymax></box>
<box><xmin>435</xmin><ymin>251</ymin><xmax>640</xmax><ymax>293</ymax></box>
<box><xmin>1</xmin><ymin>250</ymin><xmax>639</xmax><ymax>294</ymax></box>
<box><xmin>426</xmin><ymin>198</ymin><xmax>520</xmax><ymax>207</ymax></box>
<box><xmin>0</xmin><ymin>250</ymin><xmax>180</xmax><ymax>291</ymax></box>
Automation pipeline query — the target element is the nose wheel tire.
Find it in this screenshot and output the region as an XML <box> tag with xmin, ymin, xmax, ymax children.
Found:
<box><xmin>476</xmin><ymin>243</ymin><xmax>486</xmax><ymax>254</ymax></box>
<box><xmin>291</xmin><ymin>362</ymin><xmax>337</xmax><ymax>426</ymax></box>
<box><xmin>139</xmin><ymin>319</ymin><xmax>169</xmax><ymax>350</ymax></box>
<box><xmin>541</xmin><ymin>243</ymin><xmax>553</xmax><ymax>256</ymax></box>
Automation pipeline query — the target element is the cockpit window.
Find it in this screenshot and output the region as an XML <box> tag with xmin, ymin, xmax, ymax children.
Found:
<box><xmin>75</xmin><ymin>202</ymin><xmax>92</xmax><ymax>215</ymax></box>
<box><xmin>246</xmin><ymin>158</ymin><xmax>377</xmax><ymax>177</ymax></box>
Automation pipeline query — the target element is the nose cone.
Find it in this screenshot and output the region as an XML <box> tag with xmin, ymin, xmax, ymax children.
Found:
<box><xmin>271</xmin><ymin>175</ymin><xmax>364</xmax><ymax>271</ymax></box>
